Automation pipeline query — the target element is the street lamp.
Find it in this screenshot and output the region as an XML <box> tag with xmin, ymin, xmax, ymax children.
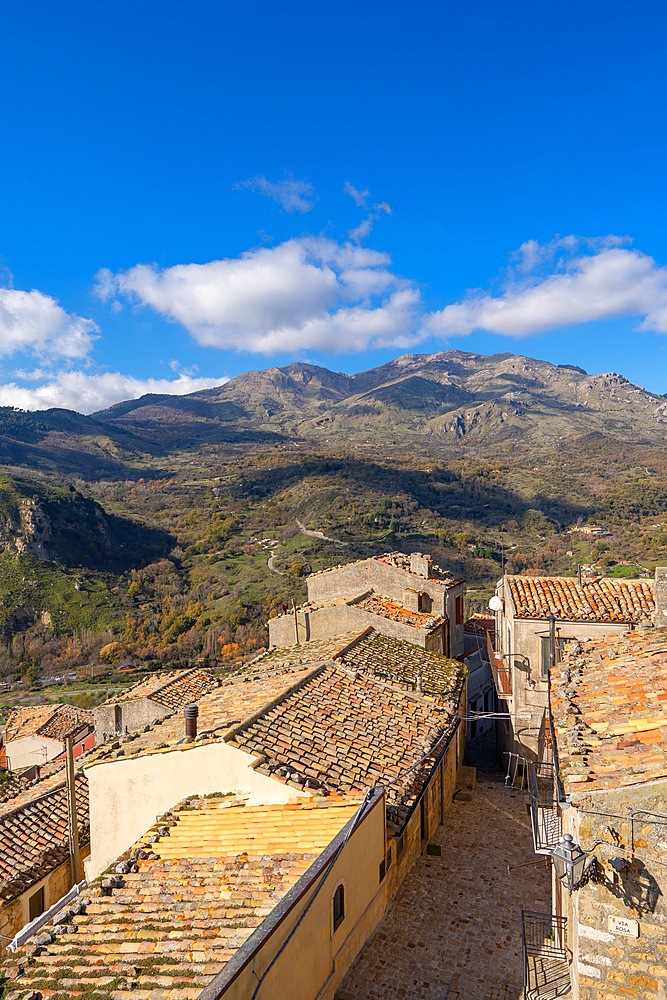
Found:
<box><xmin>551</xmin><ymin>834</ymin><xmax>589</xmax><ymax>892</ymax></box>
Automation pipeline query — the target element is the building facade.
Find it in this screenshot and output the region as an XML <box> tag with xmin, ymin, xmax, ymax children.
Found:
<box><xmin>490</xmin><ymin>572</ymin><xmax>655</xmax><ymax>761</ymax></box>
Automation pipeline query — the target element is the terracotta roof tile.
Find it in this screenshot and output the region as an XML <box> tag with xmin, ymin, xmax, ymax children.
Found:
<box><xmin>350</xmin><ymin>591</ymin><xmax>446</xmax><ymax>631</ymax></box>
<box><xmin>551</xmin><ymin>628</ymin><xmax>667</xmax><ymax>793</ymax></box>
<box><xmin>464</xmin><ymin>613</ymin><xmax>496</xmax><ymax>637</ymax></box>
<box><xmin>230</xmin><ymin>631</ymin><xmax>464</xmax><ymax>827</ymax></box>
<box><xmin>115</xmin><ymin>666</ymin><xmax>218</xmax><ymax>709</ymax></box>
<box><xmin>507</xmin><ymin>574</ymin><xmax>654</xmax><ymax>624</ymax></box>
<box><xmin>0</xmin><ymin>773</ymin><xmax>89</xmax><ymax>903</ymax></box>
<box><xmin>4</xmin><ymin>703</ymin><xmax>94</xmax><ymax>744</ymax></box>
<box><xmin>5</xmin><ymin>797</ymin><xmax>358</xmax><ymax>998</ymax></box>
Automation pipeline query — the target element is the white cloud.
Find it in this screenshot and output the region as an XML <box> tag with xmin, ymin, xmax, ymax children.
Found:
<box><xmin>0</xmin><ymin>287</ymin><xmax>97</xmax><ymax>358</ymax></box>
<box><xmin>345</xmin><ymin>184</ymin><xmax>393</xmax><ymax>243</ymax></box>
<box><xmin>344</xmin><ymin>182</ymin><xmax>370</xmax><ymax>208</ymax></box>
<box><xmin>97</xmin><ymin>237</ymin><xmax>421</xmax><ymax>354</ymax></box>
<box><xmin>0</xmin><ymin>371</ymin><xmax>228</xmax><ymax>414</ymax></box>
<box><xmin>427</xmin><ymin>239</ymin><xmax>667</xmax><ymax>337</ymax></box>
<box><xmin>234</xmin><ymin>174</ymin><xmax>316</xmax><ymax>213</ymax></box>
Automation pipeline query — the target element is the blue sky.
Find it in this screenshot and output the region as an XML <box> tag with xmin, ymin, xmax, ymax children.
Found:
<box><xmin>2</xmin><ymin>0</ymin><xmax>667</xmax><ymax>411</ymax></box>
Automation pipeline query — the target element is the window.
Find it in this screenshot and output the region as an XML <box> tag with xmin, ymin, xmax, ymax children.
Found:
<box><xmin>29</xmin><ymin>886</ymin><xmax>45</xmax><ymax>922</ymax></box>
<box><xmin>333</xmin><ymin>883</ymin><xmax>345</xmax><ymax>931</ymax></box>
<box><xmin>379</xmin><ymin>858</ymin><xmax>386</xmax><ymax>882</ymax></box>
<box><xmin>455</xmin><ymin>594</ymin><xmax>464</xmax><ymax>626</ymax></box>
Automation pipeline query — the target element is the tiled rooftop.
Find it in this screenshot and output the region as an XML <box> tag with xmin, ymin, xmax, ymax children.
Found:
<box><xmin>338</xmin><ymin>630</ymin><xmax>463</xmax><ymax>704</ymax></box>
<box><xmin>231</xmin><ymin>639</ymin><xmax>463</xmax><ymax>826</ymax></box>
<box><xmin>4</xmin><ymin>703</ymin><xmax>94</xmax><ymax>744</ymax></box>
<box><xmin>84</xmin><ymin>661</ymin><xmax>325</xmax><ymax>767</ymax></box>
<box><xmin>551</xmin><ymin>628</ymin><xmax>667</xmax><ymax>793</ymax></box>
<box><xmin>5</xmin><ymin>797</ymin><xmax>359</xmax><ymax>999</ymax></box>
<box><xmin>507</xmin><ymin>574</ymin><xmax>654</xmax><ymax>623</ymax></box>
<box><xmin>350</xmin><ymin>591</ymin><xmax>445</xmax><ymax>630</ymax></box>
<box><xmin>0</xmin><ymin>773</ymin><xmax>89</xmax><ymax>904</ymax></box>
<box><xmin>115</xmin><ymin>666</ymin><xmax>218</xmax><ymax>709</ymax></box>
<box><xmin>464</xmin><ymin>612</ymin><xmax>496</xmax><ymax>636</ymax></box>
<box><xmin>258</xmin><ymin>633</ymin><xmax>363</xmax><ymax>667</ymax></box>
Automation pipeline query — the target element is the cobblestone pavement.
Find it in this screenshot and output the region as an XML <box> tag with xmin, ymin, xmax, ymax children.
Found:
<box><xmin>335</xmin><ymin>771</ymin><xmax>551</xmax><ymax>1000</ymax></box>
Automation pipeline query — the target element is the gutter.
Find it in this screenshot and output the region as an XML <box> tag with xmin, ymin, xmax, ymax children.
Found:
<box><xmin>8</xmin><ymin>879</ymin><xmax>88</xmax><ymax>953</ymax></box>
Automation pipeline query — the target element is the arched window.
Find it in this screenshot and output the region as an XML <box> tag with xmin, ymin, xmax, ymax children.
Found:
<box><xmin>333</xmin><ymin>882</ymin><xmax>345</xmax><ymax>931</ymax></box>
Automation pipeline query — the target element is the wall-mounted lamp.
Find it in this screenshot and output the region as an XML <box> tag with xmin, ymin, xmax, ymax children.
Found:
<box><xmin>551</xmin><ymin>834</ymin><xmax>590</xmax><ymax>892</ymax></box>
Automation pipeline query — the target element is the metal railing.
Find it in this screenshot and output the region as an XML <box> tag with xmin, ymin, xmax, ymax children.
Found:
<box><xmin>528</xmin><ymin>761</ymin><xmax>562</xmax><ymax>855</ymax></box>
<box><xmin>522</xmin><ymin>911</ymin><xmax>570</xmax><ymax>1000</ymax></box>
<box><xmin>487</xmin><ymin>633</ymin><xmax>512</xmax><ymax>699</ymax></box>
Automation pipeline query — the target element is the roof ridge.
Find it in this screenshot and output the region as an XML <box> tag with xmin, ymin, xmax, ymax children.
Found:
<box><xmin>224</xmin><ymin>662</ymin><xmax>330</xmax><ymax>743</ymax></box>
<box><xmin>0</xmin><ymin>771</ymin><xmax>86</xmax><ymax>825</ymax></box>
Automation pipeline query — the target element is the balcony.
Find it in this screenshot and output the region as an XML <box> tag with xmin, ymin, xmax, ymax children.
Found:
<box><xmin>487</xmin><ymin>633</ymin><xmax>512</xmax><ymax>700</ymax></box>
<box><xmin>522</xmin><ymin>911</ymin><xmax>571</xmax><ymax>999</ymax></box>
<box><xmin>528</xmin><ymin>761</ymin><xmax>562</xmax><ymax>855</ymax></box>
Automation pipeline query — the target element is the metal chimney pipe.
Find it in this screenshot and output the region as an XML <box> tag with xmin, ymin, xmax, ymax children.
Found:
<box><xmin>184</xmin><ymin>704</ymin><xmax>199</xmax><ymax>740</ymax></box>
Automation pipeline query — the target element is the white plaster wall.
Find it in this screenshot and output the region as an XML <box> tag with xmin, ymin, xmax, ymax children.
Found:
<box><xmin>6</xmin><ymin>735</ymin><xmax>63</xmax><ymax>770</ymax></box>
<box><xmin>84</xmin><ymin>741</ymin><xmax>309</xmax><ymax>878</ymax></box>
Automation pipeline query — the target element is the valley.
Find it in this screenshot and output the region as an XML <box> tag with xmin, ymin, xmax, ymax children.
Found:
<box><xmin>0</xmin><ymin>349</ymin><xmax>666</xmax><ymax>702</ymax></box>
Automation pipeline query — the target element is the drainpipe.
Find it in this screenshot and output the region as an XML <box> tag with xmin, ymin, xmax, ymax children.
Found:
<box><xmin>548</xmin><ymin>614</ymin><xmax>557</xmax><ymax>670</ymax></box>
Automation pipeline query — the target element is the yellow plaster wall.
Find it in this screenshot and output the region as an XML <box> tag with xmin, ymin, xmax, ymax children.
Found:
<box><xmin>219</xmin><ymin>794</ymin><xmax>388</xmax><ymax>1000</ymax></box>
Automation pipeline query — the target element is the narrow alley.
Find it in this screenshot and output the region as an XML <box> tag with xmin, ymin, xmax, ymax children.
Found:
<box><xmin>336</xmin><ymin>762</ymin><xmax>550</xmax><ymax>1000</ymax></box>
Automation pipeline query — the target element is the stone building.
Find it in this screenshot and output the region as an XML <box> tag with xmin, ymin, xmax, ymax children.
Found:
<box><xmin>535</xmin><ymin>628</ymin><xmax>667</xmax><ymax>1000</ymax></box>
<box><xmin>4</xmin><ymin>629</ymin><xmax>467</xmax><ymax>1000</ymax></box>
<box><xmin>94</xmin><ymin>665</ymin><xmax>217</xmax><ymax>742</ymax></box>
<box><xmin>269</xmin><ymin>551</ymin><xmax>465</xmax><ymax>657</ymax></box>
<box><xmin>462</xmin><ymin>612</ymin><xmax>496</xmax><ymax>744</ymax></box>
<box><xmin>490</xmin><ymin>572</ymin><xmax>655</xmax><ymax>761</ymax></box>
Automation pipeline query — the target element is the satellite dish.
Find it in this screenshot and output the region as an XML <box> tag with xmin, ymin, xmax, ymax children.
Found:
<box><xmin>488</xmin><ymin>595</ymin><xmax>504</xmax><ymax>612</ymax></box>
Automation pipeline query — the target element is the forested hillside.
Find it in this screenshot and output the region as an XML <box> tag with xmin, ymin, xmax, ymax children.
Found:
<box><xmin>0</xmin><ymin>350</ymin><xmax>665</xmax><ymax>684</ymax></box>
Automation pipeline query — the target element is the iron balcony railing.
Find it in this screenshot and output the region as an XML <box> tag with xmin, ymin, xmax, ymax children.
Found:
<box><xmin>487</xmin><ymin>632</ymin><xmax>512</xmax><ymax>699</ymax></box>
<box><xmin>522</xmin><ymin>911</ymin><xmax>571</xmax><ymax>1000</ymax></box>
<box><xmin>528</xmin><ymin>760</ymin><xmax>562</xmax><ymax>855</ymax></box>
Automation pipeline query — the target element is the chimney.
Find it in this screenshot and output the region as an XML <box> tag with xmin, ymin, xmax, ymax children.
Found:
<box><xmin>654</xmin><ymin>568</ymin><xmax>667</xmax><ymax>628</ymax></box>
<box><xmin>410</xmin><ymin>552</ymin><xmax>431</xmax><ymax>579</ymax></box>
<box><xmin>184</xmin><ymin>704</ymin><xmax>199</xmax><ymax>740</ymax></box>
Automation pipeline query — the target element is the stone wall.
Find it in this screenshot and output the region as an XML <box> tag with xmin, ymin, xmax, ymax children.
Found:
<box><xmin>308</xmin><ymin>558</ymin><xmax>449</xmax><ymax>617</ymax></box>
<box><xmin>268</xmin><ymin>601</ymin><xmax>440</xmax><ymax>651</ymax></box>
<box><xmin>561</xmin><ymin>779</ymin><xmax>667</xmax><ymax>999</ymax></box>
<box><xmin>94</xmin><ymin>698</ymin><xmax>170</xmax><ymax>742</ymax></box>
<box><xmin>306</xmin><ymin>557</ymin><xmax>464</xmax><ymax>657</ymax></box>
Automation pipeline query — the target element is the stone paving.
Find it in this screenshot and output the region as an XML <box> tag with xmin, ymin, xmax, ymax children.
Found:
<box><xmin>335</xmin><ymin>767</ymin><xmax>551</xmax><ymax>1000</ymax></box>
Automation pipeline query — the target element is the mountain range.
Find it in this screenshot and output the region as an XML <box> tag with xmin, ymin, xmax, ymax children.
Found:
<box><xmin>1</xmin><ymin>351</ymin><xmax>666</xmax><ymax>477</ymax></box>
